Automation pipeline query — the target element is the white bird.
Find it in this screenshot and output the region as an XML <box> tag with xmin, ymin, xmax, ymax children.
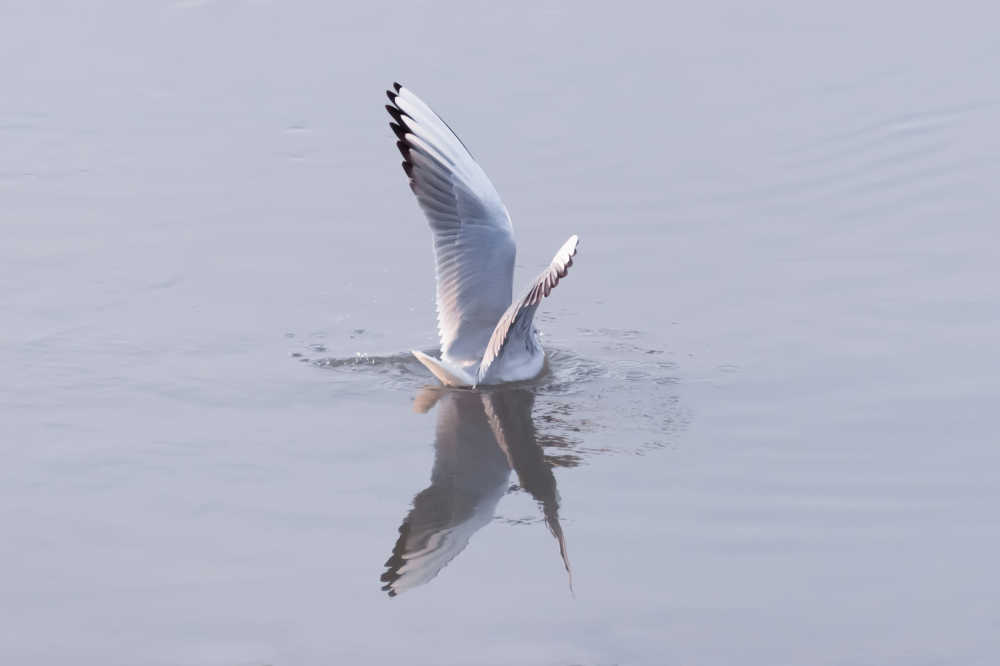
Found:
<box><xmin>386</xmin><ymin>83</ymin><xmax>579</xmax><ymax>387</ymax></box>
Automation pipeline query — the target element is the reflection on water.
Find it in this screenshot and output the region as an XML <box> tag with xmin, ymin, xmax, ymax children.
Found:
<box><xmin>381</xmin><ymin>387</ymin><xmax>571</xmax><ymax>597</ymax></box>
<box><xmin>306</xmin><ymin>339</ymin><xmax>685</xmax><ymax>595</ymax></box>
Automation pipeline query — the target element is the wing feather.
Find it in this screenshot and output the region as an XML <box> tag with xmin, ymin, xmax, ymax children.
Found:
<box><xmin>477</xmin><ymin>235</ymin><xmax>579</xmax><ymax>384</ymax></box>
<box><xmin>386</xmin><ymin>84</ymin><xmax>516</xmax><ymax>365</ymax></box>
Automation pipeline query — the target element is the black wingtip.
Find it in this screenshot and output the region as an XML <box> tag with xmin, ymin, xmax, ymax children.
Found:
<box><xmin>393</xmin><ymin>82</ymin><xmax>402</xmax><ymax>92</ymax></box>
<box><xmin>385</xmin><ymin>104</ymin><xmax>403</xmax><ymax>125</ymax></box>
<box><xmin>389</xmin><ymin>122</ymin><xmax>406</xmax><ymax>141</ymax></box>
<box><xmin>402</xmin><ymin>161</ymin><xmax>413</xmax><ymax>178</ymax></box>
<box><xmin>386</xmin><ymin>89</ymin><xmax>398</xmax><ymax>104</ymax></box>
<box><xmin>396</xmin><ymin>140</ymin><xmax>410</xmax><ymax>159</ymax></box>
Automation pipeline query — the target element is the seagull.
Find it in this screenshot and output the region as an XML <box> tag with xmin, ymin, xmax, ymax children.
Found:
<box><xmin>385</xmin><ymin>83</ymin><xmax>579</xmax><ymax>387</ymax></box>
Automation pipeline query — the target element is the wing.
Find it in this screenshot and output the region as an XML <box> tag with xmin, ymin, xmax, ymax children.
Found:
<box><xmin>386</xmin><ymin>83</ymin><xmax>516</xmax><ymax>365</ymax></box>
<box><xmin>477</xmin><ymin>235</ymin><xmax>579</xmax><ymax>384</ymax></box>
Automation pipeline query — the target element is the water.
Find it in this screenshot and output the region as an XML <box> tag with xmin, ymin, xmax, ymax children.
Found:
<box><xmin>3</xmin><ymin>2</ymin><xmax>999</xmax><ymax>664</ymax></box>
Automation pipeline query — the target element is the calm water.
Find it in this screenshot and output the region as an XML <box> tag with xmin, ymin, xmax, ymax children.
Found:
<box><xmin>3</xmin><ymin>2</ymin><xmax>999</xmax><ymax>664</ymax></box>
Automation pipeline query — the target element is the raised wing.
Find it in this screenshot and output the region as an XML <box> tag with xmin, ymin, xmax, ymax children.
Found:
<box><xmin>477</xmin><ymin>235</ymin><xmax>579</xmax><ymax>384</ymax></box>
<box><xmin>386</xmin><ymin>83</ymin><xmax>516</xmax><ymax>366</ymax></box>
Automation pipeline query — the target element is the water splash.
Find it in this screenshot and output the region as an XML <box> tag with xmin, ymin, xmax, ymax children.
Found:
<box><xmin>293</xmin><ymin>327</ymin><xmax>689</xmax><ymax>457</ymax></box>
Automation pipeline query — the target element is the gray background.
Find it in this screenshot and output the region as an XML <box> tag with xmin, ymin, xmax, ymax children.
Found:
<box><xmin>2</xmin><ymin>1</ymin><xmax>999</xmax><ymax>664</ymax></box>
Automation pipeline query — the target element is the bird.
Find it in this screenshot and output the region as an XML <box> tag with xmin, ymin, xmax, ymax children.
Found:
<box><xmin>385</xmin><ymin>82</ymin><xmax>579</xmax><ymax>387</ymax></box>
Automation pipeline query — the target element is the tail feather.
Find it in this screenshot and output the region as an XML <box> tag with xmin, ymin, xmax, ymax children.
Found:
<box><xmin>411</xmin><ymin>350</ymin><xmax>475</xmax><ymax>387</ymax></box>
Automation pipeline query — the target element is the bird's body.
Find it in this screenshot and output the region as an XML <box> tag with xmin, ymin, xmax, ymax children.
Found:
<box><xmin>386</xmin><ymin>83</ymin><xmax>579</xmax><ymax>387</ymax></box>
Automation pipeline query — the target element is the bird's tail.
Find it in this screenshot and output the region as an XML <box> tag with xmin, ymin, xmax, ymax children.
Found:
<box><xmin>411</xmin><ymin>350</ymin><xmax>474</xmax><ymax>387</ymax></box>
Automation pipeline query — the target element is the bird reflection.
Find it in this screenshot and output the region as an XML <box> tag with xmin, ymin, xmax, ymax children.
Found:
<box><xmin>381</xmin><ymin>387</ymin><xmax>571</xmax><ymax>597</ymax></box>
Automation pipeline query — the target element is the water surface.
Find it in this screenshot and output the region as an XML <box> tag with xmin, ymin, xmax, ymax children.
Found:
<box><xmin>2</xmin><ymin>2</ymin><xmax>999</xmax><ymax>664</ymax></box>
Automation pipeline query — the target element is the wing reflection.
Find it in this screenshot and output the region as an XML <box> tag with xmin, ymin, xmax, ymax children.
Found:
<box><xmin>381</xmin><ymin>387</ymin><xmax>571</xmax><ymax>597</ymax></box>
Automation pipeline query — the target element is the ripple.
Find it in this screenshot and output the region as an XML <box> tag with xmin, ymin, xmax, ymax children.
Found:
<box><xmin>720</xmin><ymin>99</ymin><xmax>999</xmax><ymax>221</ymax></box>
<box><xmin>295</xmin><ymin>328</ymin><xmax>689</xmax><ymax>458</ymax></box>
<box><xmin>309</xmin><ymin>351</ymin><xmax>430</xmax><ymax>391</ymax></box>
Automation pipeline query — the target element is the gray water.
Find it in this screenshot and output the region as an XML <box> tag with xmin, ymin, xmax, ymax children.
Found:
<box><xmin>3</xmin><ymin>2</ymin><xmax>999</xmax><ymax>664</ymax></box>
